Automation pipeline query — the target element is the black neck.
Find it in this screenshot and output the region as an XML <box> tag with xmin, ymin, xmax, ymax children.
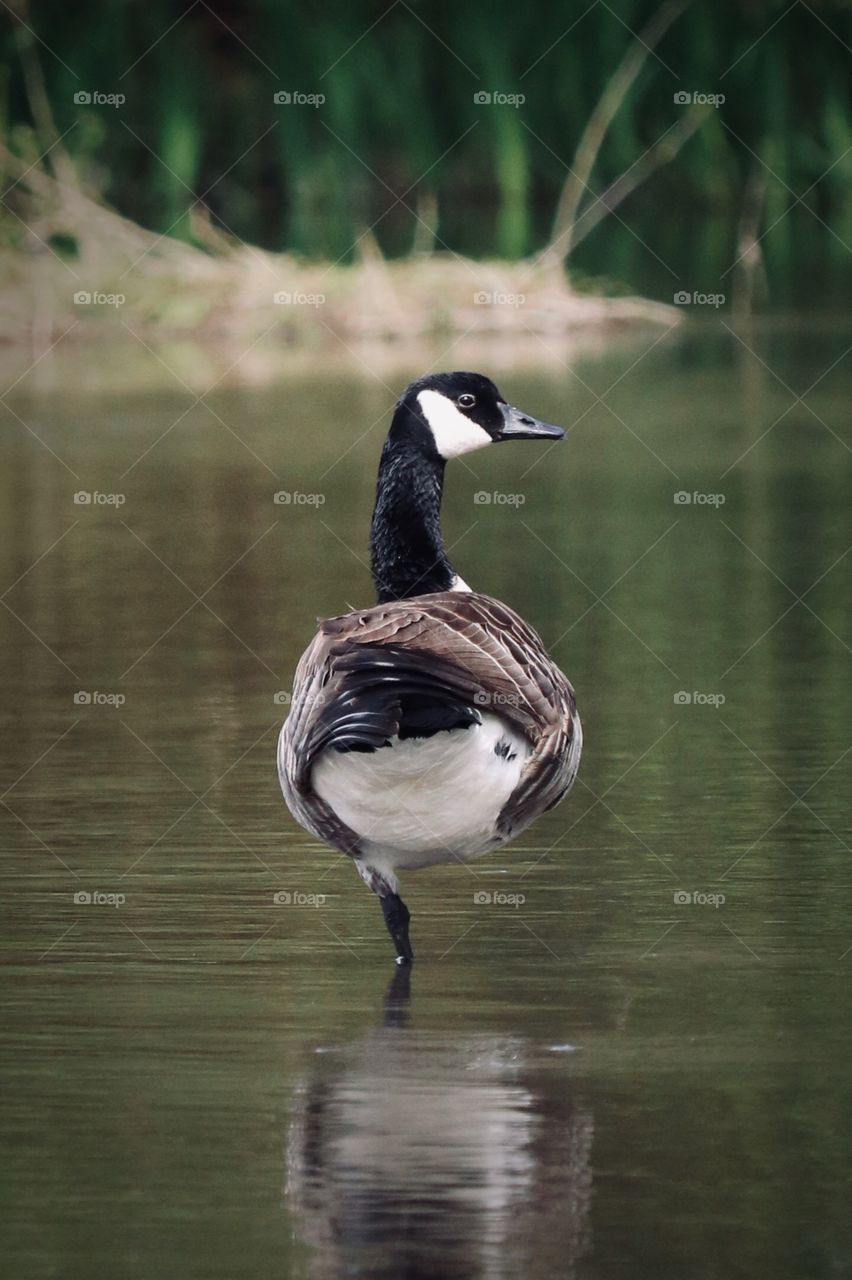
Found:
<box><xmin>370</xmin><ymin>439</ymin><xmax>455</xmax><ymax>603</ymax></box>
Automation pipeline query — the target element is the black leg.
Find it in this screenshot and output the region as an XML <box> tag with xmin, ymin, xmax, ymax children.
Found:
<box><xmin>380</xmin><ymin>892</ymin><xmax>413</xmax><ymax>965</ymax></box>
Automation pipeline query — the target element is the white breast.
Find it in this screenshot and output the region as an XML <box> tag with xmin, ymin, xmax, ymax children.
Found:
<box><xmin>311</xmin><ymin>713</ymin><xmax>532</xmax><ymax>880</ymax></box>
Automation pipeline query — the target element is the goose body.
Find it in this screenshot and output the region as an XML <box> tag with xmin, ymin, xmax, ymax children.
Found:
<box><xmin>313</xmin><ymin>700</ymin><xmax>531</xmax><ymax>869</ymax></box>
<box><xmin>278</xmin><ymin>372</ymin><xmax>582</xmax><ymax>962</ymax></box>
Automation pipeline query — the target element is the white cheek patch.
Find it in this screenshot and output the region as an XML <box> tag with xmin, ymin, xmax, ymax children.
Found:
<box><xmin>417</xmin><ymin>390</ymin><xmax>493</xmax><ymax>459</ymax></box>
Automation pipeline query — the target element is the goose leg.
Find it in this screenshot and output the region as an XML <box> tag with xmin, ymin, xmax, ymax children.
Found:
<box><xmin>355</xmin><ymin>861</ymin><xmax>414</xmax><ymax>964</ymax></box>
<box><xmin>380</xmin><ymin>892</ymin><xmax>413</xmax><ymax>965</ymax></box>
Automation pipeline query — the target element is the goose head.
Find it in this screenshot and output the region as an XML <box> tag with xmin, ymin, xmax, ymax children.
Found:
<box><xmin>392</xmin><ymin>371</ymin><xmax>565</xmax><ymax>460</ymax></box>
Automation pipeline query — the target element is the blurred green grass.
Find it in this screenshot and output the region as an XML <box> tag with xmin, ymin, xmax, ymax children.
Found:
<box><xmin>2</xmin><ymin>0</ymin><xmax>852</xmax><ymax>307</ymax></box>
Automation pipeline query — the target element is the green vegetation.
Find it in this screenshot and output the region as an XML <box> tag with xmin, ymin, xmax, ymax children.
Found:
<box><xmin>2</xmin><ymin>0</ymin><xmax>852</xmax><ymax>311</ymax></box>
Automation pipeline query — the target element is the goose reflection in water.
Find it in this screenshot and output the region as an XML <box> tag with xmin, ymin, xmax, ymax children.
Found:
<box><xmin>285</xmin><ymin>970</ymin><xmax>593</xmax><ymax>1279</ymax></box>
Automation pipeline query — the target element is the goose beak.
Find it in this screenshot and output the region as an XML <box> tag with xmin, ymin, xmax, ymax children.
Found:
<box><xmin>495</xmin><ymin>403</ymin><xmax>565</xmax><ymax>442</ymax></box>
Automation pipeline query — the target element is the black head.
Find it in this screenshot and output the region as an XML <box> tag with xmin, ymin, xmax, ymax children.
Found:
<box><xmin>390</xmin><ymin>371</ymin><xmax>565</xmax><ymax>461</ymax></box>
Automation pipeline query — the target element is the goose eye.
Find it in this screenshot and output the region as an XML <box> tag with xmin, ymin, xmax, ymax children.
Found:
<box><xmin>457</xmin><ymin>393</ymin><xmax>476</xmax><ymax>409</ymax></box>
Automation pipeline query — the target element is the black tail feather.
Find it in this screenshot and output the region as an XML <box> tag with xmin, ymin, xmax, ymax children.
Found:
<box><xmin>307</xmin><ymin>645</ymin><xmax>481</xmax><ymax>757</ymax></box>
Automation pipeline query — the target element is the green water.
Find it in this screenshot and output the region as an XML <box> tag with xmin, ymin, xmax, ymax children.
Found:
<box><xmin>2</xmin><ymin>319</ymin><xmax>851</xmax><ymax>1278</ymax></box>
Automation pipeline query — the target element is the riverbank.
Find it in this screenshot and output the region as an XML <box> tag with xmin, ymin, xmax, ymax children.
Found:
<box><xmin>0</xmin><ymin>153</ymin><xmax>679</xmax><ymax>394</ymax></box>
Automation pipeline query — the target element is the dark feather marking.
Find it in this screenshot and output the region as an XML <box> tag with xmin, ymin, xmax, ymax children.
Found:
<box><xmin>305</xmin><ymin>644</ymin><xmax>482</xmax><ymax>757</ymax></box>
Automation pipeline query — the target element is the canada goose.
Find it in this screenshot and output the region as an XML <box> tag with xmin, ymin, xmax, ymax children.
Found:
<box><xmin>278</xmin><ymin>372</ymin><xmax>582</xmax><ymax>963</ymax></box>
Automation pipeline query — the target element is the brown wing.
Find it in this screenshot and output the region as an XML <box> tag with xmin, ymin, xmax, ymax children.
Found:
<box><xmin>277</xmin><ymin>591</ymin><xmax>581</xmax><ymax>852</ymax></box>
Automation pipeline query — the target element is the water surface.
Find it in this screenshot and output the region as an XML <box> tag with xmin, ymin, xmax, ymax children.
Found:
<box><xmin>2</xmin><ymin>319</ymin><xmax>851</xmax><ymax>1278</ymax></box>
